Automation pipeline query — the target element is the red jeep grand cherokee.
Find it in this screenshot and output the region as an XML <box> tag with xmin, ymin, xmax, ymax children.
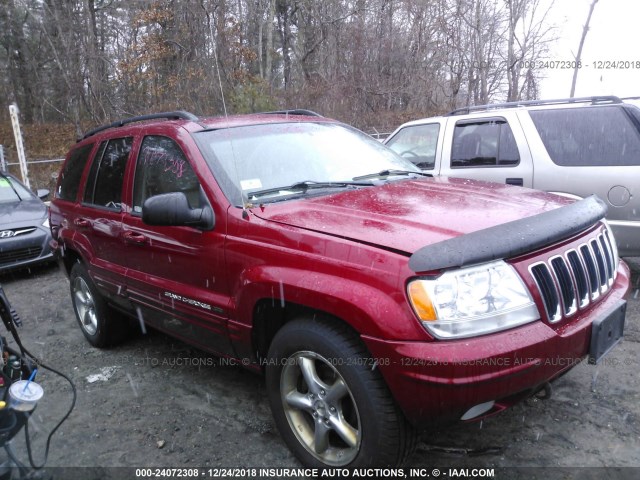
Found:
<box><xmin>50</xmin><ymin>110</ymin><xmax>630</xmax><ymax>468</ymax></box>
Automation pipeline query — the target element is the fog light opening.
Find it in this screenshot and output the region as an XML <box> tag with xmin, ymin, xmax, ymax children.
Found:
<box><xmin>460</xmin><ymin>401</ymin><xmax>495</xmax><ymax>421</ymax></box>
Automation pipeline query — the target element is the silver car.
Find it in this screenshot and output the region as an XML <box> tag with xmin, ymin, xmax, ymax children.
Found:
<box><xmin>384</xmin><ymin>96</ymin><xmax>640</xmax><ymax>256</ymax></box>
<box><xmin>0</xmin><ymin>172</ymin><xmax>54</xmax><ymax>271</ymax></box>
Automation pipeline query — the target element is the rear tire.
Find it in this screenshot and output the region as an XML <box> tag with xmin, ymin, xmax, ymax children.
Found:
<box><xmin>69</xmin><ymin>262</ymin><xmax>128</xmax><ymax>347</ymax></box>
<box><xmin>265</xmin><ymin>317</ymin><xmax>415</xmax><ymax>468</ymax></box>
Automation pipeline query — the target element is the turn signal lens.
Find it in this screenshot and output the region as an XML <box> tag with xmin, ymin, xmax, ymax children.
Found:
<box><xmin>407</xmin><ymin>281</ymin><xmax>437</xmax><ymax>321</ymax></box>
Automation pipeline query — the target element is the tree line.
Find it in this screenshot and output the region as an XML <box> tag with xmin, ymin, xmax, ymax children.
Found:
<box><xmin>1</xmin><ymin>0</ymin><xmax>556</xmax><ymax>133</ymax></box>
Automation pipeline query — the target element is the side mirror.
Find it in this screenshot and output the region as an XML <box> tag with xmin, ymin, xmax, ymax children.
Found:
<box><xmin>36</xmin><ymin>189</ymin><xmax>50</xmax><ymax>200</ymax></box>
<box><xmin>142</xmin><ymin>192</ymin><xmax>214</xmax><ymax>230</ymax></box>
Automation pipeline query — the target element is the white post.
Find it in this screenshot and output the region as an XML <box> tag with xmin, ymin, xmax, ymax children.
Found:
<box><xmin>9</xmin><ymin>104</ymin><xmax>30</xmax><ymax>189</ymax></box>
<box><xmin>0</xmin><ymin>145</ymin><xmax>5</xmax><ymax>171</ymax></box>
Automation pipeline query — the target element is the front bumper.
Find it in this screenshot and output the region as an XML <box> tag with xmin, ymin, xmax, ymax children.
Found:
<box><xmin>0</xmin><ymin>226</ymin><xmax>54</xmax><ymax>272</ymax></box>
<box><xmin>363</xmin><ymin>261</ymin><xmax>631</xmax><ymax>428</ymax></box>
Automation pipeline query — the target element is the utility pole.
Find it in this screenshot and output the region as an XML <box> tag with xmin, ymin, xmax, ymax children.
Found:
<box><xmin>9</xmin><ymin>104</ymin><xmax>30</xmax><ymax>189</ymax></box>
<box><xmin>571</xmin><ymin>0</ymin><xmax>600</xmax><ymax>97</ymax></box>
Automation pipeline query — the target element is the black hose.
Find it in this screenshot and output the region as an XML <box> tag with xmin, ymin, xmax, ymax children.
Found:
<box><xmin>7</xmin><ymin>329</ymin><xmax>77</xmax><ymax>470</ymax></box>
<box><xmin>21</xmin><ymin>345</ymin><xmax>77</xmax><ymax>470</ymax></box>
<box><xmin>5</xmin><ymin>442</ymin><xmax>28</xmax><ymax>478</ymax></box>
<box><xmin>0</xmin><ymin>286</ymin><xmax>76</xmax><ymax>470</ymax></box>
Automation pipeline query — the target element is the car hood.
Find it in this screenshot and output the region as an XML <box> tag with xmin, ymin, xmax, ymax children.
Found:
<box><xmin>250</xmin><ymin>177</ymin><xmax>574</xmax><ymax>256</ymax></box>
<box><xmin>0</xmin><ymin>199</ymin><xmax>47</xmax><ymax>226</ymax></box>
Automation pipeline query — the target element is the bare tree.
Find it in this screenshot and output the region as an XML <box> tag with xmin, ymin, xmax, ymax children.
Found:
<box><xmin>505</xmin><ymin>0</ymin><xmax>555</xmax><ymax>101</ymax></box>
<box><xmin>0</xmin><ymin>0</ymin><xmax>559</xmax><ymax>130</ymax></box>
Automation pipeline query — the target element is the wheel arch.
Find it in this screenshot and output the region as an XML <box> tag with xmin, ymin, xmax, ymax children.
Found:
<box><xmin>56</xmin><ymin>231</ymin><xmax>95</xmax><ymax>276</ymax></box>
<box><xmin>235</xmin><ymin>266</ymin><xmax>415</xmax><ymax>334</ymax></box>
<box><xmin>251</xmin><ymin>299</ymin><xmax>362</xmax><ymax>367</ymax></box>
<box><xmin>60</xmin><ymin>245</ymin><xmax>83</xmax><ymax>275</ymax></box>
<box><xmin>233</xmin><ymin>266</ymin><xmax>420</xmax><ymax>367</ymax></box>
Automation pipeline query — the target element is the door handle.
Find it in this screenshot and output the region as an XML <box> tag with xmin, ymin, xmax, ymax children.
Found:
<box><xmin>506</xmin><ymin>178</ymin><xmax>524</xmax><ymax>186</ymax></box>
<box><xmin>123</xmin><ymin>231</ymin><xmax>148</xmax><ymax>245</ymax></box>
<box><xmin>74</xmin><ymin>218</ymin><xmax>90</xmax><ymax>228</ymax></box>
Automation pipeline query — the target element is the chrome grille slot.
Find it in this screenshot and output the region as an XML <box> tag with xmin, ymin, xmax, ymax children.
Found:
<box><xmin>548</xmin><ymin>255</ymin><xmax>577</xmax><ymax>316</ymax></box>
<box><xmin>590</xmin><ymin>238</ymin><xmax>608</xmax><ymax>293</ymax></box>
<box><xmin>580</xmin><ymin>244</ymin><xmax>600</xmax><ymax>300</ymax></box>
<box><xmin>529</xmin><ymin>228</ymin><xmax>618</xmax><ymax>324</ymax></box>
<box><xmin>598</xmin><ymin>234</ymin><xmax>614</xmax><ymax>287</ymax></box>
<box><xmin>530</xmin><ymin>263</ymin><xmax>562</xmax><ymax>323</ymax></box>
<box><xmin>567</xmin><ymin>250</ymin><xmax>589</xmax><ymax>308</ymax></box>
<box><xmin>603</xmin><ymin>228</ymin><xmax>619</xmax><ymax>282</ymax></box>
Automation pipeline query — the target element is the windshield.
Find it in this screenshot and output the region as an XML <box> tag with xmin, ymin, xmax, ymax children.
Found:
<box><xmin>0</xmin><ymin>176</ymin><xmax>34</xmax><ymax>203</ymax></box>
<box><xmin>193</xmin><ymin>122</ymin><xmax>420</xmax><ymax>205</ymax></box>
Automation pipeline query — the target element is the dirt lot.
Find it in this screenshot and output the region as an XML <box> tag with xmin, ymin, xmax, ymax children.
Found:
<box><xmin>0</xmin><ymin>259</ymin><xmax>638</xmax><ymax>478</ymax></box>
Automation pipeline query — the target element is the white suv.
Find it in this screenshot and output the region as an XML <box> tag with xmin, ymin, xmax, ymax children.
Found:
<box><xmin>384</xmin><ymin>96</ymin><xmax>640</xmax><ymax>256</ymax></box>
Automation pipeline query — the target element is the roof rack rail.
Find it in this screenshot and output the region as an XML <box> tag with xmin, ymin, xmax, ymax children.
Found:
<box><xmin>260</xmin><ymin>109</ymin><xmax>323</xmax><ymax>117</ymax></box>
<box><xmin>81</xmin><ymin>111</ymin><xmax>199</xmax><ymax>140</ymax></box>
<box><xmin>445</xmin><ymin>96</ymin><xmax>622</xmax><ymax>116</ymax></box>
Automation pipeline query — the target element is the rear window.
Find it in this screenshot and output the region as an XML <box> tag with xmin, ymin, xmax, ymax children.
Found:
<box><xmin>530</xmin><ymin>106</ymin><xmax>640</xmax><ymax>166</ymax></box>
<box><xmin>57</xmin><ymin>143</ymin><xmax>94</xmax><ymax>201</ymax></box>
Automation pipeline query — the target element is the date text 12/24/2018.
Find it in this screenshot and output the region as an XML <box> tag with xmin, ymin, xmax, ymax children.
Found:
<box><xmin>527</xmin><ymin>60</ymin><xmax>640</xmax><ymax>69</ymax></box>
<box><xmin>134</xmin><ymin>467</ymin><xmax>497</xmax><ymax>478</ymax></box>
<box><xmin>449</xmin><ymin>59</ymin><xmax>640</xmax><ymax>70</ymax></box>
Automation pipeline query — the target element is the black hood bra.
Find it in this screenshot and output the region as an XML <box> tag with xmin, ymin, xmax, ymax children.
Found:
<box><xmin>409</xmin><ymin>195</ymin><xmax>608</xmax><ymax>273</ymax></box>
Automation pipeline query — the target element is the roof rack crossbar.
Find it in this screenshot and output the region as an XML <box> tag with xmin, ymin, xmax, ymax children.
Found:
<box><xmin>81</xmin><ymin>111</ymin><xmax>199</xmax><ymax>140</ymax></box>
<box><xmin>445</xmin><ymin>96</ymin><xmax>622</xmax><ymax>116</ymax></box>
<box><xmin>260</xmin><ymin>109</ymin><xmax>323</xmax><ymax>117</ymax></box>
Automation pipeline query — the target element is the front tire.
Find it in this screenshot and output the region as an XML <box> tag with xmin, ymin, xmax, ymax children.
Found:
<box><xmin>69</xmin><ymin>262</ymin><xmax>127</xmax><ymax>347</ymax></box>
<box><xmin>265</xmin><ymin>317</ymin><xmax>415</xmax><ymax>468</ymax></box>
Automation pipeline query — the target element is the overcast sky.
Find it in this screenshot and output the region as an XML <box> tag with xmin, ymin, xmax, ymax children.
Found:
<box><xmin>540</xmin><ymin>0</ymin><xmax>640</xmax><ymax>99</ymax></box>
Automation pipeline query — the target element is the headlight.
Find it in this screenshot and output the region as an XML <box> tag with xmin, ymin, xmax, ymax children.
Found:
<box><xmin>407</xmin><ymin>260</ymin><xmax>539</xmax><ymax>339</ymax></box>
<box><xmin>42</xmin><ymin>218</ymin><xmax>50</xmax><ymax>228</ymax></box>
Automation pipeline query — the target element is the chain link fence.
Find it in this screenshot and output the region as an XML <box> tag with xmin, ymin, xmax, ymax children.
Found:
<box><xmin>0</xmin><ymin>143</ymin><xmax>63</xmax><ymax>195</ymax></box>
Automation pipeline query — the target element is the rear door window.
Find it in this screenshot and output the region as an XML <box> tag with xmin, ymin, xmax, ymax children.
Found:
<box><xmin>57</xmin><ymin>143</ymin><xmax>94</xmax><ymax>202</ymax></box>
<box><xmin>451</xmin><ymin>119</ymin><xmax>519</xmax><ymax>168</ymax></box>
<box><xmin>385</xmin><ymin>123</ymin><xmax>440</xmax><ymax>170</ymax></box>
<box><xmin>83</xmin><ymin>137</ymin><xmax>133</xmax><ymax>210</ymax></box>
<box><xmin>529</xmin><ymin>106</ymin><xmax>640</xmax><ymax>166</ymax></box>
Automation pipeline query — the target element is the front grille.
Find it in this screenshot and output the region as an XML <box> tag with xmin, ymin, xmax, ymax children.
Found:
<box><xmin>0</xmin><ymin>247</ymin><xmax>42</xmax><ymax>266</ymax></box>
<box><xmin>529</xmin><ymin>230</ymin><xmax>617</xmax><ymax>323</ymax></box>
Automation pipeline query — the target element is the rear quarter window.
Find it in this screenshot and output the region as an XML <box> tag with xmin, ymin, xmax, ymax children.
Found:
<box><xmin>530</xmin><ymin>106</ymin><xmax>640</xmax><ymax>166</ymax></box>
<box><xmin>57</xmin><ymin>143</ymin><xmax>94</xmax><ymax>202</ymax></box>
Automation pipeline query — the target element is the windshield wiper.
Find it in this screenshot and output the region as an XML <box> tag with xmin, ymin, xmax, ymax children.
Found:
<box><xmin>247</xmin><ymin>180</ymin><xmax>374</xmax><ymax>200</ymax></box>
<box><xmin>352</xmin><ymin>169</ymin><xmax>433</xmax><ymax>181</ymax></box>
<box><xmin>0</xmin><ymin>172</ymin><xmax>23</xmax><ymax>201</ymax></box>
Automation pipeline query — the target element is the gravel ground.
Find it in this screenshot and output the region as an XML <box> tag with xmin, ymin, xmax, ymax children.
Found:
<box><xmin>0</xmin><ymin>259</ymin><xmax>638</xmax><ymax>479</ymax></box>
